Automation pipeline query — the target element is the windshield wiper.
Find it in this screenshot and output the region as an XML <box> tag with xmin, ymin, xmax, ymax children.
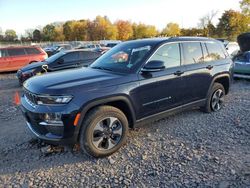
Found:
<box><xmin>91</xmin><ymin>66</ymin><xmax>113</xmax><ymax>72</ymax></box>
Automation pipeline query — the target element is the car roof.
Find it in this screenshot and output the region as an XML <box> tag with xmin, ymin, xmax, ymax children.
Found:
<box><xmin>64</xmin><ymin>49</ymin><xmax>99</xmax><ymax>53</ymax></box>
<box><xmin>0</xmin><ymin>46</ymin><xmax>40</xmax><ymax>50</ymax></box>
<box><xmin>123</xmin><ymin>37</ymin><xmax>217</xmax><ymax>46</ymax></box>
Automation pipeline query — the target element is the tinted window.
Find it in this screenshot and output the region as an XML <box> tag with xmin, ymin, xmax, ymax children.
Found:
<box><xmin>201</xmin><ymin>43</ymin><xmax>210</xmax><ymax>62</ymax></box>
<box><xmin>205</xmin><ymin>42</ymin><xmax>226</xmax><ymax>61</ymax></box>
<box><xmin>0</xmin><ymin>49</ymin><xmax>8</xmax><ymax>58</ymax></box>
<box><xmin>25</xmin><ymin>47</ymin><xmax>41</xmax><ymax>55</ymax></box>
<box><xmin>182</xmin><ymin>42</ymin><xmax>203</xmax><ymax>65</ymax></box>
<box><xmin>62</xmin><ymin>52</ymin><xmax>79</xmax><ymax>62</ymax></box>
<box><xmin>90</xmin><ymin>42</ymin><xmax>153</xmax><ymax>73</ymax></box>
<box><xmin>79</xmin><ymin>51</ymin><xmax>100</xmax><ymax>60</ymax></box>
<box><xmin>7</xmin><ymin>48</ymin><xmax>26</xmax><ymax>56</ymax></box>
<box><xmin>150</xmin><ymin>43</ymin><xmax>181</xmax><ymax>68</ymax></box>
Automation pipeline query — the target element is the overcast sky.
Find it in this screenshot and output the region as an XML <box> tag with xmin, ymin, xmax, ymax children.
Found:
<box><xmin>0</xmin><ymin>0</ymin><xmax>241</xmax><ymax>35</ymax></box>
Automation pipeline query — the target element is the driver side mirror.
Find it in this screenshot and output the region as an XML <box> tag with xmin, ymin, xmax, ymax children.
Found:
<box><xmin>141</xmin><ymin>60</ymin><xmax>165</xmax><ymax>72</ymax></box>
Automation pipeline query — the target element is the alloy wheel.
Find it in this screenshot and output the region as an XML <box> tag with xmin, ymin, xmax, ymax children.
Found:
<box><xmin>92</xmin><ymin>117</ymin><xmax>123</xmax><ymax>151</ymax></box>
<box><xmin>211</xmin><ymin>89</ymin><xmax>224</xmax><ymax>111</ymax></box>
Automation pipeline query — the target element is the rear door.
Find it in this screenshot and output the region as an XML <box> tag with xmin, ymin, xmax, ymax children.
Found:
<box><xmin>7</xmin><ymin>48</ymin><xmax>29</xmax><ymax>70</ymax></box>
<box><xmin>24</xmin><ymin>47</ymin><xmax>42</xmax><ymax>62</ymax></box>
<box><xmin>181</xmin><ymin>42</ymin><xmax>213</xmax><ymax>104</ymax></box>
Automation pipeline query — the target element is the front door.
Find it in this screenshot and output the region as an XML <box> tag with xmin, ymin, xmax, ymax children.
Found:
<box><xmin>132</xmin><ymin>43</ymin><xmax>185</xmax><ymax>119</ymax></box>
<box><xmin>51</xmin><ymin>52</ymin><xmax>80</xmax><ymax>70</ymax></box>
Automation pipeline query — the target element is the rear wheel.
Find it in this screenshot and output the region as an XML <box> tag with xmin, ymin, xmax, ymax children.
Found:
<box><xmin>203</xmin><ymin>83</ymin><xmax>225</xmax><ymax>113</ymax></box>
<box><xmin>79</xmin><ymin>106</ymin><xmax>128</xmax><ymax>157</ymax></box>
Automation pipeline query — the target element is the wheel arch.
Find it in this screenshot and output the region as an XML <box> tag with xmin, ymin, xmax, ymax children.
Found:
<box><xmin>210</xmin><ymin>73</ymin><xmax>231</xmax><ymax>95</ymax></box>
<box><xmin>76</xmin><ymin>96</ymin><xmax>136</xmax><ymax>136</ymax></box>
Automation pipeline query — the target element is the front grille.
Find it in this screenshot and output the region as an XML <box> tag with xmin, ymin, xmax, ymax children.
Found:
<box><xmin>24</xmin><ymin>89</ymin><xmax>38</xmax><ymax>107</ymax></box>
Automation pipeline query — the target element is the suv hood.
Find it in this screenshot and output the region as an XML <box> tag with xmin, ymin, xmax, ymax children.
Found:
<box><xmin>21</xmin><ymin>61</ymin><xmax>47</xmax><ymax>71</ymax></box>
<box><xmin>23</xmin><ymin>67</ymin><xmax>128</xmax><ymax>94</ymax></box>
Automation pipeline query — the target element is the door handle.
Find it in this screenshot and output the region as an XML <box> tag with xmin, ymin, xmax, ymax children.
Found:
<box><xmin>206</xmin><ymin>65</ymin><xmax>213</xmax><ymax>70</ymax></box>
<box><xmin>174</xmin><ymin>70</ymin><xmax>184</xmax><ymax>76</ymax></box>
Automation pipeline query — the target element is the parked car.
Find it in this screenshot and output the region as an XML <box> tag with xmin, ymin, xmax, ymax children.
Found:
<box><xmin>17</xmin><ymin>50</ymin><xmax>101</xmax><ymax>84</ymax></box>
<box><xmin>106</xmin><ymin>42</ymin><xmax>119</xmax><ymax>48</ymax></box>
<box><xmin>20</xmin><ymin>37</ymin><xmax>232</xmax><ymax>157</ymax></box>
<box><xmin>216</xmin><ymin>39</ymin><xmax>240</xmax><ymax>58</ymax></box>
<box><xmin>0</xmin><ymin>46</ymin><xmax>47</xmax><ymax>72</ymax></box>
<box><xmin>44</xmin><ymin>44</ymin><xmax>73</xmax><ymax>57</ymax></box>
<box><xmin>77</xmin><ymin>44</ymin><xmax>101</xmax><ymax>50</ymax></box>
<box><xmin>233</xmin><ymin>32</ymin><xmax>250</xmax><ymax>79</ymax></box>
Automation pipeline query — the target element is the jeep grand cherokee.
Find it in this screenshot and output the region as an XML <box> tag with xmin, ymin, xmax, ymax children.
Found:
<box><xmin>21</xmin><ymin>37</ymin><xmax>233</xmax><ymax>157</ymax></box>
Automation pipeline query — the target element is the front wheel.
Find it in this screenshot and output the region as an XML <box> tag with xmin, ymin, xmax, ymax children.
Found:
<box><xmin>79</xmin><ymin>106</ymin><xmax>128</xmax><ymax>157</ymax></box>
<box><xmin>202</xmin><ymin>83</ymin><xmax>225</xmax><ymax>113</ymax></box>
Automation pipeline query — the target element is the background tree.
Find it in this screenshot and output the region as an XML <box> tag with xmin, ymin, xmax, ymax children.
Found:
<box><xmin>199</xmin><ymin>11</ymin><xmax>218</xmax><ymax>37</ymax></box>
<box><xmin>115</xmin><ymin>20</ymin><xmax>133</xmax><ymax>40</ymax></box>
<box><xmin>240</xmin><ymin>0</ymin><xmax>250</xmax><ymax>15</ymax></box>
<box><xmin>4</xmin><ymin>29</ymin><xmax>17</xmax><ymax>41</ymax></box>
<box><xmin>0</xmin><ymin>27</ymin><xmax>3</xmax><ymax>41</ymax></box>
<box><xmin>54</xmin><ymin>26</ymin><xmax>65</xmax><ymax>41</ymax></box>
<box><xmin>32</xmin><ymin>29</ymin><xmax>42</xmax><ymax>42</ymax></box>
<box><xmin>180</xmin><ymin>28</ymin><xmax>204</xmax><ymax>36</ymax></box>
<box><xmin>161</xmin><ymin>22</ymin><xmax>180</xmax><ymax>36</ymax></box>
<box><xmin>132</xmin><ymin>23</ymin><xmax>158</xmax><ymax>39</ymax></box>
<box><xmin>24</xmin><ymin>29</ymin><xmax>34</xmax><ymax>41</ymax></box>
<box><xmin>87</xmin><ymin>16</ymin><xmax>117</xmax><ymax>40</ymax></box>
<box><xmin>43</xmin><ymin>24</ymin><xmax>56</xmax><ymax>41</ymax></box>
<box><xmin>217</xmin><ymin>10</ymin><xmax>249</xmax><ymax>40</ymax></box>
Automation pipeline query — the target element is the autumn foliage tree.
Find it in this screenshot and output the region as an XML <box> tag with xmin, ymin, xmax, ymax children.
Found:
<box><xmin>217</xmin><ymin>10</ymin><xmax>249</xmax><ymax>40</ymax></box>
<box><xmin>115</xmin><ymin>20</ymin><xmax>133</xmax><ymax>40</ymax></box>
<box><xmin>132</xmin><ymin>23</ymin><xmax>158</xmax><ymax>39</ymax></box>
<box><xmin>161</xmin><ymin>23</ymin><xmax>181</xmax><ymax>36</ymax></box>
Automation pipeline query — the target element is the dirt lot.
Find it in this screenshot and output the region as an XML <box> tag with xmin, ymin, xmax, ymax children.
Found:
<box><xmin>0</xmin><ymin>74</ymin><xmax>249</xmax><ymax>187</ymax></box>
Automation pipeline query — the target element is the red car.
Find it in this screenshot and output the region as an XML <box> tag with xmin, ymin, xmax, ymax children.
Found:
<box><xmin>0</xmin><ymin>46</ymin><xmax>47</xmax><ymax>72</ymax></box>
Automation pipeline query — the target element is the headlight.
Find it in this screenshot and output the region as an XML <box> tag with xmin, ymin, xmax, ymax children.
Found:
<box><xmin>37</xmin><ymin>95</ymin><xmax>73</xmax><ymax>105</ymax></box>
<box><xmin>22</xmin><ymin>69</ymin><xmax>36</xmax><ymax>76</ymax></box>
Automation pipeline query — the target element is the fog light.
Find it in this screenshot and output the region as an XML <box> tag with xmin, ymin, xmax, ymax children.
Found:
<box><xmin>40</xmin><ymin>113</ymin><xmax>64</xmax><ymax>126</ymax></box>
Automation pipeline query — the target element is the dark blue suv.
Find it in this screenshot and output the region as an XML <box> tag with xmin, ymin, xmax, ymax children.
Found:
<box><xmin>21</xmin><ymin>37</ymin><xmax>233</xmax><ymax>157</ymax></box>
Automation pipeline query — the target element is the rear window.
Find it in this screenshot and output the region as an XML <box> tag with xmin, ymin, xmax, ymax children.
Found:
<box><xmin>182</xmin><ymin>42</ymin><xmax>203</xmax><ymax>65</ymax></box>
<box><xmin>7</xmin><ymin>48</ymin><xmax>26</xmax><ymax>56</ymax></box>
<box><xmin>62</xmin><ymin>52</ymin><xmax>79</xmax><ymax>62</ymax></box>
<box><xmin>79</xmin><ymin>51</ymin><xmax>100</xmax><ymax>60</ymax></box>
<box><xmin>25</xmin><ymin>47</ymin><xmax>41</xmax><ymax>55</ymax></box>
<box><xmin>205</xmin><ymin>42</ymin><xmax>226</xmax><ymax>61</ymax></box>
<box><xmin>0</xmin><ymin>49</ymin><xmax>8</xmax><ymax>58</ymax></box>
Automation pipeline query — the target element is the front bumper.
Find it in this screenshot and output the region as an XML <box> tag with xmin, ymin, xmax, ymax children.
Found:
<box><xmin>20</xmin><ymin>98</ymin><xmax>79</xmax><ymax>145</ymax></box>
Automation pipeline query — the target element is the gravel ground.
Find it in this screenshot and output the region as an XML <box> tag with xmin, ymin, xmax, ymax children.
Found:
<box><xmin>0</xmin><ymin>74</ymin><xmax>249</xmax><ymax>187</ymax></box>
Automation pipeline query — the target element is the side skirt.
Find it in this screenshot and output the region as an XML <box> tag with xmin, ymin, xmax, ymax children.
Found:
<box><xmin>135</xmin><ymin>99</ymin><xmax>206</xmax><ymax>126</ymax></box>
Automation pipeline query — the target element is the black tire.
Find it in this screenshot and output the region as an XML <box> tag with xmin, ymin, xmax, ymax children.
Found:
<box><xmin>79</xmin><ymin>105</ymin><xmax>128</xmax><ymax>158</ymax></box>
<box><xmin>202</xmin><ymin>83</ymin><xmax>225</xmax><ymax>113</ymax></box>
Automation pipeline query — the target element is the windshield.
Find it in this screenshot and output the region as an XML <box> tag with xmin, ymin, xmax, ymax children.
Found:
<box><xmin>90</xmin><ymin>42</ymin><xmax>153</xmax><ymax>73</ymax></box>
<box><xmin>45</xmin><ymin>51</ymin><xmax>66</xmax><ymax>63</ymax></box>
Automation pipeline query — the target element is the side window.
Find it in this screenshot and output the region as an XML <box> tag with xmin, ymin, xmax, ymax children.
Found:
<box><xmin>201</xmin><ymin>43</ymin><xmax>210</xmax><ymax>62</ymax></box>
<box><xmin>150</xmin><ymin>43</ymin><xmax>181</xmax><ymax>68</ymax></box>
<box><xmin>0</xmin><ymin>49</ymin><xmax>7</xmax><ymax>57</ymax></box>
<box><xmin>62</xmin><ymin>52</ymin><xmax>79</xmax><ymax>62</ymax></box>
<box><xmin>182</xmin><ymin>42</ymin><xmax>203</xmax><ymax>65</ymax></box>
<box><xmin>7</xmin><ymin>48</ymin><xmax>26</xmax><ymax>56</ymax></box>
<box><xmin>79</xmin><ymin>51</ymin><xmax>100</xmax><ymax>60</ymax></box>
<box><xmin>205</xmin><ymin>42</ymin><xmax>226</xmax><ymax>61</ymax></box>
<box><xmin>25</xmin><ymin>48</ymin><xmax>41</xmax><ymax>55</ymax></box>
